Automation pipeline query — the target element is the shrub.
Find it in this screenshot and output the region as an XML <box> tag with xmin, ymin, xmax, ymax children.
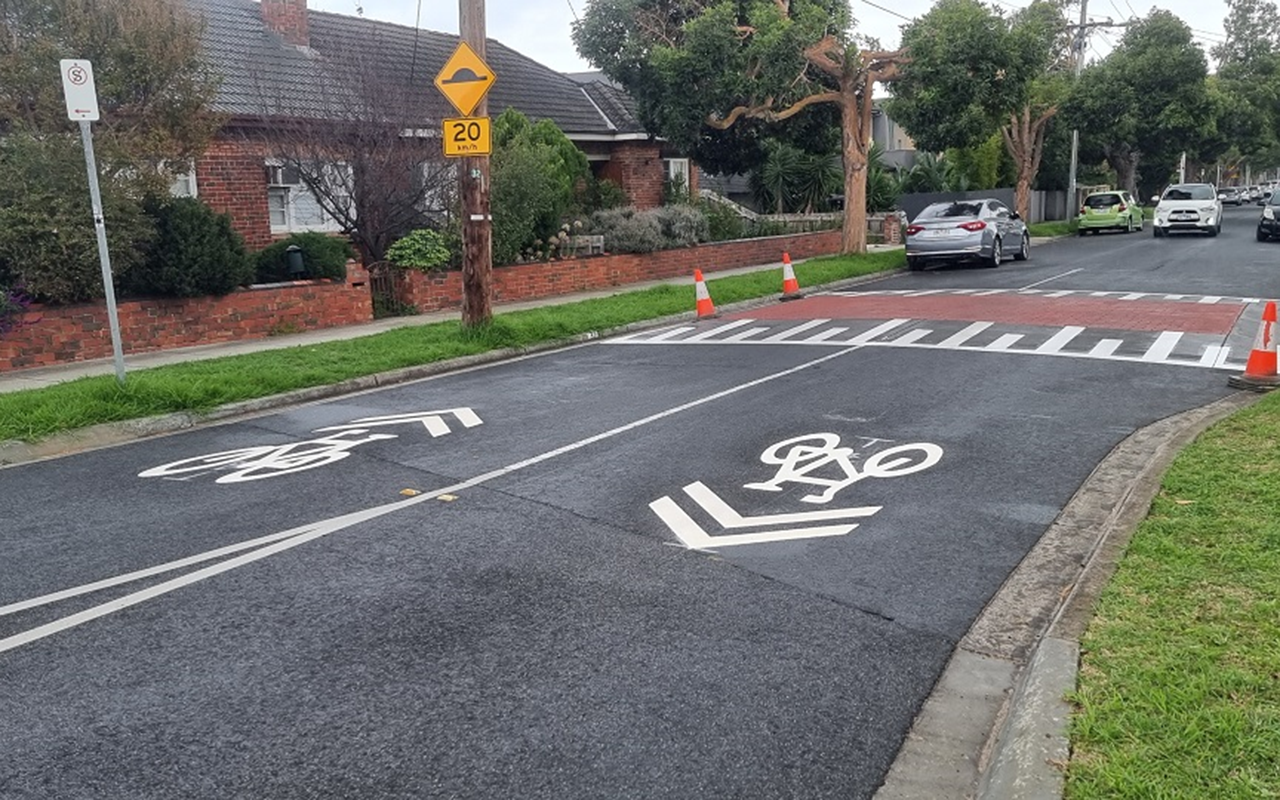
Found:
<box><xmin>124</xmin><ymin>197</ymin><xmax>251</xmax><ymax>298</ymax></box>
<box><xmin>386</xmin><ymin>228</ymin><xmax>451</xmax><ymax>271</ymax></box>
<box><xmin>492</xmin><ymin>141</ymin><xmax>563</xmax><ymax>264</ymax></box>
<box><xmin>580</xmin><ymin>176</ymin><xmax>627</xmax><ymax>213</ymax></box>
<box><xmin>254</xmin><ymin>232</ymin><xmax>353</xmax><ymax>283</ymax></box>
<box><xmin>653</xmin><ymin>205</ymin><xmax>708</xmax><ymax>247</ymax></box>
<box><xmin>0</xmin><ymin>133</ymin><xmax>154</xmax><ymax>304</ymax></box>
<box><xmin>588</xmin><ymin>207</ymin><xmax>666</xmax><ymax>253</ymax></box>
<box><xmin>699</xmin><ymin>199</ymin><xmax>747</xmax><ymax>242</ymax></box>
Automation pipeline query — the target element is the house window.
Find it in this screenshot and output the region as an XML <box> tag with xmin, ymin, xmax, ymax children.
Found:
<box><xmin>664</xmin><ymin>158</ymin><xmax>690</xmax><ymax>187</ymax></box>
<box><xmin>265</xmin><ymin>161</ymin><xmax>347</xmax><ymax>234</ymax></box>
<box><xmin>169</xmin><ymin>169</ymin><xmax>198</xmax><ymax>198</ymax></box>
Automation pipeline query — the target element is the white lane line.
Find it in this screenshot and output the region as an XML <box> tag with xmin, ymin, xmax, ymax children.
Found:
<box><xmin>890</xmin><ymin>328</ymin><xmax>933</xmax><ymax>345</ymax></box>
<box><xmin>971</xmin><ymin>289</ymin><xmax>1007</xmax><ymax>296</ymax></box>
<box><xmin>0</xmin><ymin>347</ymin><xmax>866</xmax><ymax>656</ymax></box>
<box><xmin>761</xmin><ymin>319</ymin><xmax>831</xmax><ymax>342</ymax></box>
<box><xmin>936</xmin><ymin>322</ymin><xmax>993</xmax><ymax>348</ymax></box>
<box><xmin>1089</xmin><ymin>291</ymin><xmax>1112</xmax><ymax>297</ymax></box>
<box><xmin>1020</xmin><ymin>268</ymin><xmax>1082</xmax><ymax>290</ymax></box>
<box><xmin>719</xmin><ymin>327</ymin><xmax>772</xmax><ymax>342</ymax></box>
<box><xmin>1241</xmin><ymin>297</ymin><xmax>1262</xmax><ymax>304</ymax></box>
<box><xmin>903</xmin><ymin>289</ymin><xmax>948</xmax><ymax>297</ymax></box>
<box><xmin>951</xmin><ymin>289</ymin><xmax>978</xmax><ymax>294</ymax></box>
<box><xmin>1163</xmin><ymin>294</ymin><xmax>1186</xmax><ymax>300</ymax></box>
<box><xmin>985</xmin><ymin>333</ymin><xmax>1024</xmax><ymax>351</ymax></box>
<box><xmin>1118</xmin><ymin>293</ymin><xmax>1145</xmax><ymax>301</ymax></box>
<box><xmin>803</xmin><ymin>327</ymin><xmax>850</xmax><ymax>342</ymax></box>
<box><xmin>1141</xmin><ymin>331</ymin><xmax>1183</xmax><ymax>362</ymax></box>
<box><xmin>1043</xmin><ymin>290</ymin><xmax>1074</xmax><ymax>298</ymax></box>
<box><xmin>1088</xmin><ymin>339</ymin><xmax>1123</xmax><ymax>358</ymax></box>
<box><xmin>842</xmin><ymin>318</ymin><xmax>913</xmax><ymax>344</ymax></box>
<box><xmin>1200</xmin><ymin>345</ymin><xmax>1227</xmax><ymax>367</ymax></box>
<box><xmin>645</xmin><ymin>326</ymin><xmax>698</xmax><ymax>342</ymax></box>
<box><xmin>681</xmin><ymin>319</ymin><xmax>755</xmax><ymax>342</ymax></box>
<box><xmin>1197</xmin><ymin>296</ymin><xmax>1223</xmax><ymax>304</ymax></box>
<box><xmin>1036</xmin><ymin>326</ymin><xmax>1085</xmax><ymax>353</ymax></box>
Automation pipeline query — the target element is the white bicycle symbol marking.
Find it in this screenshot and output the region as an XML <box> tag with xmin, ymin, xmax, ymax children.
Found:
<box><xmin>138</xmin><ymin>408</ymin><xmax>482</xmax><ymax>484</ymax></box>
<box><xmin>743</xmin><ymin>433</ymin><xmax>942</xmax><ymax>504</ymax></box>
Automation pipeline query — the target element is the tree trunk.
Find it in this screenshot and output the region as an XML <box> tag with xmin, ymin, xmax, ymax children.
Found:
<box><xmin>1106</xmin><ymin>146</ymin><xmax>1140</xmax><ymax>199</ymax></box>
<box><xmin>840</xmin><ymin>98</ymin><xmax>868</xmax><ymax>254</ymax></box>
<box><xmin>1001</xmin><ymin>104</ymin><xmax>1056</xmax><ymax>222</ymax></box>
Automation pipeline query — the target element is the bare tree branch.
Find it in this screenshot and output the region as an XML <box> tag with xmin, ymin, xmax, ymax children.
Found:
<box><xmin>706</xmin><ymin>90</ymin><xmax>842</xmax><ymax>128</ymax></box>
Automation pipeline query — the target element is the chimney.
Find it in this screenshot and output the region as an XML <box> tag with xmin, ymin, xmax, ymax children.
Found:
<box><xmin>260</xmin><ymin>0</ymin><xmax>309</xmax><ymax>48</ymax></box>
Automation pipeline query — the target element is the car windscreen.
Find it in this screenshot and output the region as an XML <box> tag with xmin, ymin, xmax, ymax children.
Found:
<box><xmin>1084</xmin><ymin>194</ymin><xmax>1121</xmax><ymax>208</ymax></box>
<box><xmin>1162</xmin><ymin>186</ymin><xmax>1215</xmax><ymax>201</ymax></box>
<box><xmin>918</xmin><ymin>202</ymin><xmax>984</xmax><ymax>219</ymax></box>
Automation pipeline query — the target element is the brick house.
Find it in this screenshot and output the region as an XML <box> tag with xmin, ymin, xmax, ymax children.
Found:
<box><xmin>184</xmin><ymin>0</ymin><xmax>689</xmax><ymax>253</ymax></box>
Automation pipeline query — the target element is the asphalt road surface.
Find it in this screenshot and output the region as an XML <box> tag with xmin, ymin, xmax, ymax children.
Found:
<box><xmin>1</xmin><ymin>205</ymin><xmax>1271</xmax><ymax>798</ymax></box>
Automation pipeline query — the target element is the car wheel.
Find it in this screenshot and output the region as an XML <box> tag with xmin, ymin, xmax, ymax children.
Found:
<box><xmin>1257</xmin><ymin>229</ymin><xmax>1269</xmax><ymax>242</ymax></box>
<box><xmin>907</xmin><ymin>256</ymin><xmax>924</xmax><ymax>271</ymax></box>
<box><xmin>1154</xmin><ymin>226</ymin><xmax>1165</xmax><ymax>238</ymax></box>
<box><xmin>985</xmin><ymin>237</ymin><xmax>1002</xmax><ymax>268</ymax></box>
<box><xmin>1076</xmin><ymin>227</ymin><xmax>1086</xmax><ymax>237</ymax></box>
<box><xmin>1013</xmin><ymin>233</ymin><xmax>1030</xmax><ymax>261</ymax></box>
<box><xmin>1207</xmin><ymin>225</ymin><xmax>1218</xmax><ymax>238</ymax></box>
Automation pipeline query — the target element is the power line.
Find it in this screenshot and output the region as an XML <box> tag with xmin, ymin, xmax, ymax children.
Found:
<box><xmin>859</xmin><ymin>0</ymin><xmax>914</xmax><ymax>22</ymax></box>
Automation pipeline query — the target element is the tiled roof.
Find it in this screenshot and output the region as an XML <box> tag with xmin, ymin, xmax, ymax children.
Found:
<box><xmin>188</xmin><ymin>0</ymin><xmax>632</xmax><ymax>136</ymax></box>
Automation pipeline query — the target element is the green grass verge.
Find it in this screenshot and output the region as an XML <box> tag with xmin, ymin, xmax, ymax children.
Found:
<box><xmin>1029</xmin><ymin>220</ymin><xmax>1075</xmax><ymax>237</ymax></box>
<box><xmin>1066</xmin><ymin>395</ymin><xmax>1280</xmax><ymax>799</ymax></box>
<box><xmin>0</xmin><ymin>250</ymin><xmax>903</xmax><ymax>443</ymax></box>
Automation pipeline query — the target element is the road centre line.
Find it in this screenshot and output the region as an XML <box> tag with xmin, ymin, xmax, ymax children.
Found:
<box><xmin>1020</xmin><ymin>268</ymin><xmax>1082</xmax><ymax>290</ymax></box>
<box><xmin>0</xmin><ymin>347</ymin><xmax>865</xmax><ymax>656</ymax></box>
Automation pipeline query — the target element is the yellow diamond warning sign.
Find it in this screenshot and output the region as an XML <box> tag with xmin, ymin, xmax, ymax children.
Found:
<box><xmin>442</xmin><ymin>117</ymin><xmax>492</xmax><ymax>158</ymax></box>
<box><xmin>434</xmin><ymin>42</ymin><xmax>496</xmax><ymax>117</ymax></box>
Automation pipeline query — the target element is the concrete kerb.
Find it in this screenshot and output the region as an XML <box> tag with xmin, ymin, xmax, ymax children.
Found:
<box><xmin>874</xmin><ymin>390</ymin><xmax>1261</xmax><ymax>800</ymax></box>
<box><xmin>0</xmin><ymin>257</ymin><xmax>904</xmax><ymax>467</ymax></box>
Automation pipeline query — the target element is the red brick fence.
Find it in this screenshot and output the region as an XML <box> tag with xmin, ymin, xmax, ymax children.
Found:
<box><xmin>1</xmin><ymin>229</ymin><xmax>854</xmax><ymax>372</ymax></box>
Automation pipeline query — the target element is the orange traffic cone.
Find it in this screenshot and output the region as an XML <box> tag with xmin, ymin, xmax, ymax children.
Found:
<box><xmin>1229</xmin><ymin>300</ymin><xmax>1280</xmax><ymax>390</ymax></box>
<box><xmin>781</xmin><ymin>252</ymin><xmax>803</xmax><ymax>300</ymax></box>
<box><xmin>694</xmin><ymin>269</ymin><xmax>719</xmax><ymax>319</ymax></box>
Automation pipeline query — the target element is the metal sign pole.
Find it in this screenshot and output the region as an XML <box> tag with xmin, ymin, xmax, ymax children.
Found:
<box><xmin>77</xmin><ymin>119</ymin><xmax>126</xmax><ymax>385</ymax></box>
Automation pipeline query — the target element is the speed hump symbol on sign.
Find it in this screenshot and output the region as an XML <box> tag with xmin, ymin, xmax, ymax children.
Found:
<box><xmin>442</xmin><ymin>117</ymin><xmax>492</xmax><ymax>158</ymax></box>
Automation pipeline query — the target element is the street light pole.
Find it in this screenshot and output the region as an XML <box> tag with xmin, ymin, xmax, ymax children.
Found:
<box><xmin>1066</xmin><ymin>0</ymin><xmax>1088</xmax><ymax>215</ymax></box>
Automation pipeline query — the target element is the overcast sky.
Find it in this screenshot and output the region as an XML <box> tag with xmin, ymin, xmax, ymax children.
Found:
<box><xmin>308</xmin><ymin>0</ymin><xmax>1229</xmax><ymax>74</ymax></box>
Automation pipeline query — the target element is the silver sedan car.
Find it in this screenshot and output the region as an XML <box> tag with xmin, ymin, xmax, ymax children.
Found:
<box><xmin>904</xmin><ymin>198</ymin><xmax>1030</xmax><ymax>270</ymax></box>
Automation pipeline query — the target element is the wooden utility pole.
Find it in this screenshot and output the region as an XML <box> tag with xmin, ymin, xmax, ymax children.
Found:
<box><xmin>459</xmin><ymin>0</ymin><xmax>492</xmax><ymax>326</ymax></box>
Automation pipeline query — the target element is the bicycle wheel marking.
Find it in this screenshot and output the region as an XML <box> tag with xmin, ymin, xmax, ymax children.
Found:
<box><xmin>138</xmin><ymin>408</ymin><xmax>484</xmax><ymax>484</ymax></box>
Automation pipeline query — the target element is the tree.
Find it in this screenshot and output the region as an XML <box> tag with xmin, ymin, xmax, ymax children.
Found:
<box><xmin>887</xmin><ymin>0</ymin><xmax>1066</xmax><ymax>219</ymax></box>
<box><xmin>0</xmin><ymin>0</ymin><xmax>220</xmax><ymax>302</ymax></box>
<box><xmin>574</xmin><ymin>0</ymin><xmax>906</xmax><ymax>254</ymax></box>
<box><xmin>1211</xmin><ymin>0</ymin><xmax>1280</xmax><ymax>170</ymax></box>
<box><xmin>248</xmin><ymin>43</ymin><xmax>454</xmax><ymax>265</ymax></box>
<box><xmin>1063</xmin><ymin>11</ymin><xmax>1213</xmax><ymax>198</ymax></box>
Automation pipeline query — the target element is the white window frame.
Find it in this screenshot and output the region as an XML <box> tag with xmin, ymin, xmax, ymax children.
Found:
<box><xmin>266</xmin><ymin>160</ymin><xmax>346</xmax><ymax>235</ymax></box>
<box><xmin>169</xmin><ymin>167</ymin><xmax>198</xmax><ymax>198</ymax></box>
<box><xmin>664</xmin><ymin>158</ymin><xmax>691</xmax><ymax>187</ymax></box>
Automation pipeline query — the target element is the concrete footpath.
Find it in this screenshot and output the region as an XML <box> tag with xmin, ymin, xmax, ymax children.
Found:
<box><xmin>3</xmin><ymin>238</ymin><xmax>1230</xmax><ymax>799</ymax></box>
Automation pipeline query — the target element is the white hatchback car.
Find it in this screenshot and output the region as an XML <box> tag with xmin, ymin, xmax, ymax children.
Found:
<box><xmin>1152</xmin><ymin>183</ymin><xmax>1222</xmax><ymax>237</ymax></box>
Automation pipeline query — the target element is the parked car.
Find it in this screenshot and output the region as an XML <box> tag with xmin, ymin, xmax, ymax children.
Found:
<box><xmin>1151</xmin><ymin>183</ymin><xmax>1222</xmax><ymax>237</ymax></box>
<box><xmin>1257</xmin><ymin>193</ymin><xmax>1280</xmax><ymax>241</ymax></box>
<box><xmin>1076</xmin><ymin>190</ymin><xmax>1144</xmax><ymax>234</ymax></box>
<box><xmin>904</xmin><ymin>198</ymin><xmax>1030</xmax><ymax>270</ymax></box>
<box><xmin>1219</xmin><ymin>187</ymin><xmax>1244</xmax><ymax>206</ymax></box>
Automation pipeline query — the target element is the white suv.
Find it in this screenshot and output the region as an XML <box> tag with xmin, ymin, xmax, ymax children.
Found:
<box><xmin>1153</xmin><ymin>183</ymin><xmax>1222</xmax><ymax>237</ymax></box>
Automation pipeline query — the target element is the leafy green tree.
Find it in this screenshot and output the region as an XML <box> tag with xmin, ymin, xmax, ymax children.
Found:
<box><xmin>1064</xmin><ymin>11</ymin><xmax>1214</xmax><ymax>198</ymax></box>
<box><xmin>888</xmin><ymin>0</ymin><xmax>1066</xmax><ymax>218</ymax></box>
<box><xmin>1211</xmin><ymin>0</ymin><xmax>1280</xmax><ymax>171</ymax></box>
<box><xmin>574</xmin><ymin>0</ymin><xmax>907</xmax><ymax>254</ymax></box>
<box><xmin>0</xmin><ymin>0</ymin><xmax>221</xmax><ymax>302</ymax></box>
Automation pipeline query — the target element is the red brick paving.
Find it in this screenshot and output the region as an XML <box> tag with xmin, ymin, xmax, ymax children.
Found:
<box><xmin>730</xmin><ymin>294</ymin><xmax>1244</xmax><ymax>334</ymax></box>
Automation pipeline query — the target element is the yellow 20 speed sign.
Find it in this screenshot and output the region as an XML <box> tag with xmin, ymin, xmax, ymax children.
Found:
<box><xmin>442</xmin><ymin>117</ymin><xmax>491</xmax><ymax>158</ymax></box>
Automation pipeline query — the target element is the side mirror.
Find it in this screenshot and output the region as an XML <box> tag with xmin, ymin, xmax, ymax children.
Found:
<box><xmin>1010</xmin><ymin>212</ymin><xmax>1021</xmax><ymax>220</ymax></box>
<box><xmin>1151</xmin><ymin>195</ymin><xmax>1160</xmax><ymax>203</ymax></box>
